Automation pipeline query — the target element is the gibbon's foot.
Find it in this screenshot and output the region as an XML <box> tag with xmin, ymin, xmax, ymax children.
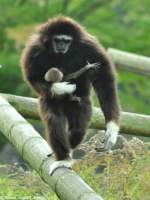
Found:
<box><xmin>51</xmin><ymin>82</ymin><xmax>76</xmax><ymax>96</ymax></box>
<box><xmin>104</xmin><ymin>121</ymin><xmax>119</xmax><ymax>150</ymax></box>
<box><xmin>49</xmin><ymin>159</ymin><xmax>74</xmax><ymax>176</ymax></box>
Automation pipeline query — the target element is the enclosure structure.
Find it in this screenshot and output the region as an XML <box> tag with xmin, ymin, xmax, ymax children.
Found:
<box><xmin>108</xmin><ymin>48</ymin><xmax>150</xmax><ymax>76</ymax></box>
<box><xmin>0</xmin><ymin>96</ymin><xmax>103</xmax><ymax>200</ymax></box>
<box><xmin>1</xmin><ymin>93</ymin><xmax>150</xmax><ymax>137</ymax></box>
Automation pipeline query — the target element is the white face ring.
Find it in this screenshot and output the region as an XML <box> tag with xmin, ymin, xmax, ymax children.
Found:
<box><xmin>52</xmin><ymin>34</ymin><xmax>73</xmax><ymax>54</ymax></box>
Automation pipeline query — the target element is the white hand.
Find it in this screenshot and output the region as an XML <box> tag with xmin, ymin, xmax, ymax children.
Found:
<box><xmin>51</xmin><ymin>82</ymin><xmax>76</xmax><ymax>96</ymax></box>
<box><xmin>104</xmin><ymin>121</ymin><xmax>119</xmax><ymax>150</ymax></box>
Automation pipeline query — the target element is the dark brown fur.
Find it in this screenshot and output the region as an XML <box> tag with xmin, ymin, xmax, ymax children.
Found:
<box><xmin>21</xmin><ymin>16</ymin><xmax>120</xmax><ymax>160</ymax></box>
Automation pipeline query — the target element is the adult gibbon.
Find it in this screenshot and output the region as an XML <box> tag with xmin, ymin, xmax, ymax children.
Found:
<box><xmin>21</xmin><ymin>16</ymin><xmax>120</xmax><ymax>165</ymax></box>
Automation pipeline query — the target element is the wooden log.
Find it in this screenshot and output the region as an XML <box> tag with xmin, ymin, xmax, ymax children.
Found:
<box><xmin>0</xmin><ymin>93</ymin><xmax>39</xmax><ymax>119</ymax></box>
<box><xmin>0</xmin><ymin>96</ymin><xmax>103</xmax><ymax>200</ymax></box>
<box><xmin>108</xmin><ymin>48</ymin><xmax>150</xmax><ymax>76</ymax></box>
<box><xmin>91</xmin><ymin>107</ymin><xmax>150</xmax><ymax>137</ymax></box>
<box><xmin>1</xmin><ymin>93</ymin><xmax>150</xmax><ymax>137</ymax></box>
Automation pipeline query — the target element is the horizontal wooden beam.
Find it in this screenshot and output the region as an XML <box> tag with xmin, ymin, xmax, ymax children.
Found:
<box><xmin>108</xmin><ymin>48</ymin><xmax>150</xmax><ymax>76</ymax></box>
<box><xmin>1</xmin><ymin>93</ymin><xmax>150</xmax><ymax>137</ymax></box>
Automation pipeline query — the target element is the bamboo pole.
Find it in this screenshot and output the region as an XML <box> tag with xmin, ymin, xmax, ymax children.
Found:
<box><xmin>0</xmin><ymin>96</ymin><xmax>103</xmax><ymax>200</ymax></box>
<box><xmin>1</xmin><ymin>93</ymin><xmax>150</xmax><ymax>137</ymax></box>
<box><xmin>108</xmin><ymin>48</ymin><xmax>150</xmax><ymax>76</ymax></box>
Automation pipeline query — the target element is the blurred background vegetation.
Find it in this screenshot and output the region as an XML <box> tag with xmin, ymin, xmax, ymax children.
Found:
<box><xmin>0</xmin><ymin>0</ymin><xmax>150</xmax><ymax>144</ymax></box>
<box><xmin>0</xmin><ymin>1</ymin><xmax>150</xmax><ymax>199</ymax></box>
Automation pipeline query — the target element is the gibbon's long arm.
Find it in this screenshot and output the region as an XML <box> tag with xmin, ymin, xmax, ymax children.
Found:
<box><xmin>28</xmin><ymin>78</ymin><xmax>50</xmax><ymax>96</ymax></box>
<box><xmin>64</xmin><ymin>62</ymin><xmax>101</xmax><ymax>81</ymax></box>
<box><xmin>21</xmin><ymin>45</ymin><xmax>52</xmax><ymax>96</ymax></box>
<box><xmin>87</xmin><ymin>43</ymin><xmax>121</xmax><ymax>149</ymax></box>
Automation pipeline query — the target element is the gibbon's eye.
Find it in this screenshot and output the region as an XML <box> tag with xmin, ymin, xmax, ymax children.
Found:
<box><xmin>64</xmin><ymin>39</ymin><xmax>72</xmax><ymax>43</ymax></box>
<box><xmin>54</xmin><ymin>38</ymin><xmax>61</xmax><ymax>43</ymax></box>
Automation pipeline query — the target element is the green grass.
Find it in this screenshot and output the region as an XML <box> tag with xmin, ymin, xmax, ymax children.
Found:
<box><xmin>73</xmin><ymin>145</ymin><xmax>150</xmax><ymax>200</ymax></box>
<box><xmin>1</xmin><ymin>144</ymin><xmax>149</xmax><ymax>200</ymax></box>
<box><xmin>0</xmin><ymin>166</ymin><xmax>57</xmax><ymax>200</ymax></box>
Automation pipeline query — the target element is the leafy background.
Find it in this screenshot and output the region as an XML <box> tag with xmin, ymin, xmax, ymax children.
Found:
<box><xmin>0</xmin><ymin>0</ymin><xmax>150</xmax><ymax>115</ymax></box>
<box><xmin>0</xmin><ymin>1</ymin><xmax>150</xmax><ymax>199</ymax></box>
<box><xmin>0</xmin><ymin>0</ymin><xmax>150</xmax><ymax>145</ymax></box>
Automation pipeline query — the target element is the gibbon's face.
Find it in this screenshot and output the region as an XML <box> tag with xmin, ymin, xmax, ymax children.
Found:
<box><xmin>52</xmin><ymin>34</ymin><xmax>73</xmax><ymax>54</ymax></box>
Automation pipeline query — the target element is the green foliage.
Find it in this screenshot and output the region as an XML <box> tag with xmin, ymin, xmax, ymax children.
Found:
<box><xmin>118</xmin><ymin>71</ymin><xmax>150</xmax><ymax>114</ymax></box>
<box><xmin>0</xmin><ymin>51</ymin><xmax>31</xmax><ymax>95</ymax></box>
<box><xmin>0</xmin><ymin>0</ymin><xmax>149</xmax><ymax>110</ymax></box>
<box><xmin>0</xmin><ymin>2</ymin><xmax>149</xmax><ymax>198</ymax></box>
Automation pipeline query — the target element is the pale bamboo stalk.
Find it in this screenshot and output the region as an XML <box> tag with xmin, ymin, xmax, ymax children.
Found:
<box><xmin>0</xmin><ymin>96</ymin><xmax>103</xmax><ymax>200</ymax></box>
<box><xmin>1</xmin><ymin>93</ymin><xmax>150</xmax><ymax>137</ymax></box>
<box><xmin>108</xmin><ymin>48</ymin><xmax>150</xmax><ymax>76</ymax></box>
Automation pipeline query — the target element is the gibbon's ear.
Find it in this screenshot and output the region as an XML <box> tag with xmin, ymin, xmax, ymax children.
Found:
<box><xmin>42</xmin><ymin>36</ymin><xmax>48</xmax><ymax>43</ymax></box>
<box><xmin>36</xmin><ymin>23</ymin><xmax>50</xmax><ymax>45</ymax></box>
<box><xmin>40</xmin><ymin>35</ymin><xmax>49</xmax><ymax>46</ymax></box>
<box><xmin>39</xmin><ymin>34</ymin><xmax>51</xmax><ymax>51</ymax></box>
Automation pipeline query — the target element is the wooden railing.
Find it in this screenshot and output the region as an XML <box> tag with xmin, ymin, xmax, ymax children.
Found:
<box><xmin>108</xmin><ymin>48</ymin><xmax>150</xmax><ymax>76</ymax></box>
<box><xmin>1</xmin><ymin>93</ymin><xmax>150</xmax><ymax>137</ymax></box>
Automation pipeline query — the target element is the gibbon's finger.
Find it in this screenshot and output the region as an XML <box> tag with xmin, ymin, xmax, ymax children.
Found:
<box><xmin>86</xmin><ymin>62</ymin><xmax>101</xmax><ymax>70</ymax></box>
<box><xmin>51</xmin><ymin>82</ymin><xmax>76</xmax><ymax>96</ymax></box>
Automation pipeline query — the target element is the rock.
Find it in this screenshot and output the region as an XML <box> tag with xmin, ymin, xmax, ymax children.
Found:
<box><xmin>128</xmin><ymin>137</ymin><xmax>145</xmax><ymax>154</ymax></box>
<box><xmin>72</xmin><ymin>129</ymin><xmax>148</xmax><ymax>164</ymax></box>
<box><xmin>95</xmin><ymin>165</ymin><xmax>106</xmax><ymax>174</ymax></box>
<box><xmin>72</xmin><ymin>148</ymin><xmax>86</xmax><ymax>159</ymax></box>
<box><xmin>112</xmin><ymin>135</ymin><xmax>128</xmax><ymax>150</ymax></box>
<box><xmin>0</xmin><ymin>143</ymin><xmax>30</xmax><ymax>170</ymax></box>
<box><xmin>0</xmin><ymin>143</ymin><xmax>23</xmax><ymax>164</ymax></box>
<box><xmin>73</xmin><ymin>131</ymin><xmax>128</xmax><ymax>159</ymax></box>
